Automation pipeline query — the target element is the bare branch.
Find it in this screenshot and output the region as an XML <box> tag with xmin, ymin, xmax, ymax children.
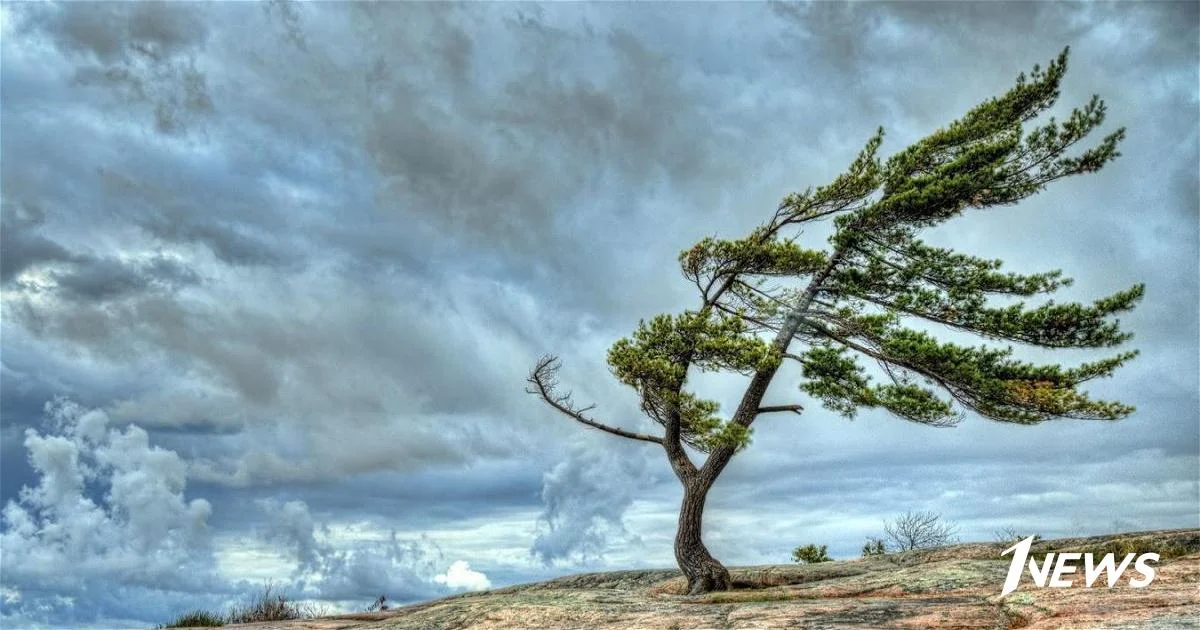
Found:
<box><xmin>757</xmin><ymin>404</ymin><xmax>805</xmax><ymax>415</ymax></box>
<box><xmin>781</xmin><ymin>352</ymin><xmax>808</xmax><ymax>364</ymax></box>
<box><xmin>526</xmin><ymin>356</ymin><xmax>664</xmax><ymax>445</ymax></box>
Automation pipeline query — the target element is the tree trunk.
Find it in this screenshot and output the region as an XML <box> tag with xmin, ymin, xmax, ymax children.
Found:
<box><xmin>675</xmin><ymin>478</ymin><xmax>731</xmax><ymax>595</ymax></box>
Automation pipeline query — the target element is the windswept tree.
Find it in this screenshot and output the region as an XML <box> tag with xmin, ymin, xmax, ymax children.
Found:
<box><xmin>528</xmin><ymin>49</ymin><xmax>1141</xmax><ymax>595</ymax></box>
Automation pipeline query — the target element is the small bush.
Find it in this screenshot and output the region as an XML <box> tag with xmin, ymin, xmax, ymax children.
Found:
<box><xmin>791</xmin><ymin>543</ymin><xmax>832</xmax><ymax>564</ymax></box>
<box><xmin>1154</xmin><ymin>540</ymin><xmax>1198</xmax><ymax>560</ymax></box>
<box><xmin>226</xmin><ymin>583</ymin><xmax>314</xmax><ymax>624</ymax></box>
<box><xmin>861</xmin><ymin>537</ymin><xmax>887</xmax><ymax>557</ymax></box>
<box><xmin>158</xmin><ymin>610</ymin><xmax>225</xmax><ymax>628</ymax></box>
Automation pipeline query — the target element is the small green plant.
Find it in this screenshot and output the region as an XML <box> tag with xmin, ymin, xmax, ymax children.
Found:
<box><xmin>791</xmin><ymin>543</ymin><xmax>832</xmax><ymax>564</ymax></box>
<box><xmin>861</xmin><ymin>537</ymin><xmax>887</xmax><ymax>557</ymax></box>
<box><xmin>157</xmin><ymin>609</ymin><xmax>225</xmax><ymax>628</ymax></box>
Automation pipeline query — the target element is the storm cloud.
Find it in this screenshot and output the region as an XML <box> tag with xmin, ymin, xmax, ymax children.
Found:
<box><xmin>1</xmin><ymin>2</ymin><xmax>1196</xmax><ymax>627</ymax></box>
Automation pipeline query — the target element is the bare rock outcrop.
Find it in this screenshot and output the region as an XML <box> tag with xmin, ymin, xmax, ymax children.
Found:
<box><xmin>208</xmin><ymin>529</ymin><xmax>1200</xmax><ymax>630</ymax></box>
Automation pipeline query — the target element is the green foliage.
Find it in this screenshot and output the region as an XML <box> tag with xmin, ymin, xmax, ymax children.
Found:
<box><xmin>828</xmin><ymin>246</ymin><xmax>1143</xmax><ymax>350</ymax></box>
<box><xmin>847</xmin><ymin>49</ymin><xmax>1123</xmax><ymax>238</ymax></box>
<box><xmin>608</xmin><ymin>311</ymin><xmax>780</xmax><ymax>386</ymax></box>
<box><xmin>681</xmin><ymin>230</ymin><xmax>828</xmax><ymax>281</ymax></box>
<box><xmin>158</xmin><ymin>610</ymin><xmax>225</xmax><ymax>628</ymax></box>
<box><xmin>862</xmin><ymin>537</ymin><xmax>887</xmax><ymax>557</ymax></box>
<box><xmin>796</xmin><ymin>345</ymin><xmax>875</xmax><ymax>416</ymax></box>
<box><xmin>607</xmin><ymin>310</ymin><xmax>777</xmax><ymax>451</ymax></box>
<box><xmin>791</xmin><ymin>543</ymin><xmax>832</xmax><ymax>564</ymax></box>
<box><xmin>606</xmin><ymin>47</ymin><xmax>1136</xmax><ymax>446</ymax></box>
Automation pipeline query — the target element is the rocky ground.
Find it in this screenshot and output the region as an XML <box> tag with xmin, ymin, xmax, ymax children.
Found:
<box><xmin>202</xmin><ymin>529</ymin><xmax>1199</xmax><ymax>630</ymax></box>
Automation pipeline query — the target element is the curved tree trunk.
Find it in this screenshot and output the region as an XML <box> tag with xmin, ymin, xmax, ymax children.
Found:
<box><xmin>675</xmin><ymin>478</ymin><xmax>731</xmax><ymax>595</ymax></box>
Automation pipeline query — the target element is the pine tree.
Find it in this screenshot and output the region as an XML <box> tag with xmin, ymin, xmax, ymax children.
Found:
<box><xmin>528</xmin><ymin>48</ymin><xmax>1141</xmax><ymax>595</ymax></box>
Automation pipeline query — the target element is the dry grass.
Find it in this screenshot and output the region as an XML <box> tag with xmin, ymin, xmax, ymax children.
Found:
<box><xmin>226</xmin><ymin>583</ymin><xmax>317</xmax><ymax>624</ymax></box>
<box><xmin>158</xmin><ymin>583</ymin><xmax>319</xmax><ymax>628</ymax></box>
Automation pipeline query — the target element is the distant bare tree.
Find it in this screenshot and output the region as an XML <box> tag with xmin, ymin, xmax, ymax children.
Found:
<box><xmin>993</xmin><ymin>525</ymin><xmax>1021</xmax><ymax>543</ymax></box>
<box><xmin>884</xmin><ymin>511</ymin><xmax>958</xmax><ymax>551</ymax></box>
<box><xmin>992</xmin><ymin>525</ymin><xmax>1041</xmax><ymax>545</ymax></box>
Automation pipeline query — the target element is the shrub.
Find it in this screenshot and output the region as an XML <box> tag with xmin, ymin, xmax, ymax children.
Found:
<box><xmin>158</xmin><ymin>610</ymin><xmax>225</xmax><ymax>628</ymax></box>
<box><xmin>883</xmin><ymin>510</ymin><xmax>958</xmax><ymax>551</ymax></box>
<box><xmin>861</xmin><ymin>537</ymin><xmax>887</xmax><ymax>557</ymax></box>
<box><xmin>791</xmin><ymin>543</ymin><xmax>832</xmax><ymax>564</ymax></box>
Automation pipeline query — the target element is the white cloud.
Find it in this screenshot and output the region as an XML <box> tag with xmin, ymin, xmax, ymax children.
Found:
<box><xmin>0</xmin><ymin>399</ymin><xmax>229</xmax><ymax>627</ymax></box>
<box><xmin>254</xmin><ymin>499</ymin><xmax>465</xmax><ymax>603</ymax></box>
<box><xmin>531</xmin><ymin>442</ymin><xmax>652</xmax><ymax>565</ymax></box>
<box><xmin>434</xmin><ymin>560</ymin><xmax>491</xmax><ymax>592</ymax></box>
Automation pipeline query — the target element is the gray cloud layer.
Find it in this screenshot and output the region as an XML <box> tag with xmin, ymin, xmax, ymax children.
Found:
<box><xmin>1</xmin><ymin>2</ymin><xmax>1195</xmax><ymax>627</ymax></box>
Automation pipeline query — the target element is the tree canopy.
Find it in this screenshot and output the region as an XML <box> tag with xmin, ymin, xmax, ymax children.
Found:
<box><xmin>533</xmin><ymin>48</ymin><xmax>1140</xmax><ymax>466</ymax></box>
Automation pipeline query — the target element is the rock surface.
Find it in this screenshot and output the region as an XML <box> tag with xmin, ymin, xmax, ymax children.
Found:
<box><xmin>204</xmin><ymin>529</ymin><xmax>1200</xmax><ymax>629</ymax></box>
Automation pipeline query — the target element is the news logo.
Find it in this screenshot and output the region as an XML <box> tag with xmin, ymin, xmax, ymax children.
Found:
<box><xmin>999</xmin><ymin>536</ymin><xmax>1158</xmax><ymax>597</ymax></box>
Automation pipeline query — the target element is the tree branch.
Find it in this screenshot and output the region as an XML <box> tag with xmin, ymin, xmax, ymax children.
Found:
<box><xmin>698</xmin><ymin>247</ymin><xmax>852</xmax><ymax>484</ymax></box>
<box><xmin>797</xmin><ymin>318</ymin><xmax>965</xmax><ymax>427</ymax></box>
<box><xmin>527</xmin><ymin>356</ymin><xmax>663</xmax><ymax>445</ymax></box>
<box><xmin>757</xmin><ymin>404</ymin><xmax>805</xmax><ymax>415</ymax></box>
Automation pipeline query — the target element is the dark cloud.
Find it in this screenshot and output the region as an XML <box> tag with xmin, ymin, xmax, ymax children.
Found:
<box><xmin>47</xmin><ymin>254</ymin><xmax>199</xmax><ymax>301</ymax></box>
<box><xmin>0</xmin><ymin>200</ymin><xmax>74</xmax><ymax>284</ymax></box>
<box><xmin>0</xmin><ymin>1</ymin><xmax>1195</xmax><ymax>626</ymax></box>
<box><xmin>28</xmin><ymin>2</ymin><xmax>209</xmax><ymax>63</ymax></box>
<box><xmin>15</xmin><ymin>1</ymin><xmax>213</xmax><ymax>134</ymax></box>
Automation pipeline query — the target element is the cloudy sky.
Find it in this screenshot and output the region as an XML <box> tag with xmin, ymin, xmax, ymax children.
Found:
<box><xmin>1</xmin><ymin>1</ymin><xmax>1196</xmax><ymax>627</ymax></box>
